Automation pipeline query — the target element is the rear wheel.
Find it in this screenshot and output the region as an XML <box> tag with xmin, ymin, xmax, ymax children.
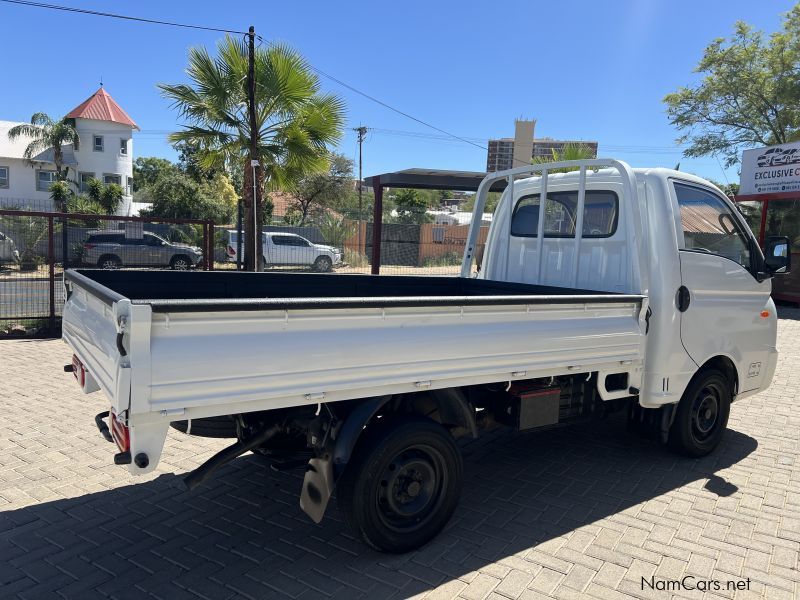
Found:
<box><xmin>668</xmin><ymin>368</ymin><xmax>731</xmax><ymax>457</ymax></box>
<box><xmin>337</xmin><ymin>416</ymin><xmax>462</xmax><ymax>553</ymax></box>
<box><xmin>313</xmin><ymin>256</ymin><xmax>333</xmax><ymax>272</ymax></box>
<box><xmin>170</xmin><ymin>255</ymin><xmax>192</xmax><ymax>270</ymax></box>
<box><xmin>97</xmin><ymin>255</ymin><xmax>121</xmax><ymax>269</ymax></box>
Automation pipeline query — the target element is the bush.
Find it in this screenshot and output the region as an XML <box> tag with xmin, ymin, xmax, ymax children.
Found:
<box><xmin>344</xmin><ymin>249</ymin><xmax>369</xmax><ymax>267</ymax></box>
<box><xmin>423</xmin><ymin>251</ymin><xmax>462</xmax><ymax>268</ymax></box>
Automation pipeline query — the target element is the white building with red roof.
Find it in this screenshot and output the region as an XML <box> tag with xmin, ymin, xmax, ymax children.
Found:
<box><xmin>0</xmin><ymin>86</ymin><xmax>138</xmax><ymax>214</ymax></box>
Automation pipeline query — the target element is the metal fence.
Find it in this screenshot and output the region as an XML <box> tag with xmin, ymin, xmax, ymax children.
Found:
<box><xmin>214</xmin><ymin>204</ymin><xmax>489</xmax><ymax>277</ymax></box>
<box><xmin>0</xmin><ymin>200</ymin><xmax>489</xmax><ymax>337</ymax></box>
<box><xmin>0</xmin><ymin>208</ymin><xmax>213</xmax><ymax>337</ymax></box>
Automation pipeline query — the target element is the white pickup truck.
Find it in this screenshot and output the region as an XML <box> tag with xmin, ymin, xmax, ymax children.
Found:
<box><xmin>62</xmin><ymin>160</ymin><xmax>790</xmax><ymax>553</ymax></box>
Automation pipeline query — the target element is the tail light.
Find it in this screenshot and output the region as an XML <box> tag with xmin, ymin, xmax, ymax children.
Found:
<box><xmin>83</xmin><ymin>243</ymin><xmax>95</xmax><ymax>250</ymax></box>
<box><xmin>226</xmin><ymin>245</ymin><xmax>236</xmax><ymax>257</ymax></box>
<box><xmin>111</xmin><ymin>410</ymin><xmax>130</xmax><ymax>454</ymax></box>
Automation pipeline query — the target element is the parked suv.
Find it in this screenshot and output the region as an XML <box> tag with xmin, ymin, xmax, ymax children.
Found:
<box><xmin>82</xmin><ymin>231</ymin><xmax>203</xmax><ymax>270</ymax></box>
<box><xmin>226</xmin><ymin>231</ymin><xmax>342</xmax><ymax>272</ymax></box>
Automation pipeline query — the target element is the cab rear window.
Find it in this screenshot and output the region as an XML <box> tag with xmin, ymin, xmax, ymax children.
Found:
<box><xmin>510</xmin><ymin>190</ymin><xmax>618</xmax><ymax>238</ymax></box>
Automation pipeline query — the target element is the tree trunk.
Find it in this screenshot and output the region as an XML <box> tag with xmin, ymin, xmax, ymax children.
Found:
<box><xmin>243</xmin><ymin>158</ymin><xmax>264</xmax><ymax>271</ymax></box>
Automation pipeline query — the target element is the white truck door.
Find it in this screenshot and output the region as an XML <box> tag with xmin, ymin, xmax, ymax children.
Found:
<box><xmin>672</xmin><ymin>181</ymin><xmax>773</xmax><ymax>393</ymax></box>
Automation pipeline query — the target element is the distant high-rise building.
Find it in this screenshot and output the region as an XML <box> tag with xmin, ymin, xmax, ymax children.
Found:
<box><xmin>486</xmin><ymin>119</ymin><xmax>598</xmax><ymax>172</ymax></box>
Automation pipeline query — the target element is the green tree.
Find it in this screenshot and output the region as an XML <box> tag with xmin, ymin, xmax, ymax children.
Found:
<box><xmin>160</xmin><ymin>35</ymin><xmax>345</xmax><ymax>270</ymax></box>
<box><xmin>288</xmin><ymin>153</ymin><xmax>352</xmax><ymax>225</ymax></box>
<box><xmin>318</xmin><ymin>213</ymin><xmax>355</xmax><ymax>249</ymax></box>
<box><xmin>664</xmin><ymin>7</ymin><xmax>800</xmax><ymax>167</ymax></box>
<box><xmin>532</xmin><ymin>142</ymin><xmax>597</xmax><ymax>172</ymax></box>
<box><xmin>133</xmin><ymin>157</ymin><xmax>179</xmax><ymax>192</ymax></box>
<box><xmin>142</xmin><ymin>171</ymin><xmax>234</xmax><ymax>223</ymax></box>
<box><xmin>6</xmin><ymin>113</ymin><xmax>80</xmax><ymax>182</ymax></box>
<box><xmin>49</xmin><ymin>180</ymin><xmax>71</xmax><ymax>212</ymax></box>
<box><xmin>392</xmin><ymin>189</ymin><xmax>432</xmax><ymax>224</ymax></box>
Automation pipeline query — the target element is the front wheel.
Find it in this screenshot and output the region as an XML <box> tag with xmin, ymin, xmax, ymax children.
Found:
<box><xmin>170</xmin><ymin>255</ymin><xmax>192</xmax><ymax>270</ymax></box>
<box><xmin>337</xmin><ymin>416</ymin><xmax>463</xmax><ymax>553</ymax></box>
<box><xmin>313</xmin><ymin>256</ymin><xmax>333</xmax><ymax>272</ymax></box>
<box><xmin>668</xmin><ymin>368</ymin><xmax>731</xmax><ymax>457</ymax></box>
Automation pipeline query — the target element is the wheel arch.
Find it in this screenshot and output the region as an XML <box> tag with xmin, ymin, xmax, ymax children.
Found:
<box><xmin>698</xmin><ymin>354</ymin><xmax>739</xmax><ymax>396</ymax></box>
<box><xmin>331</xmin><ymin>389</ymin><xmax>476</xmax><ymax>477</ymax></box>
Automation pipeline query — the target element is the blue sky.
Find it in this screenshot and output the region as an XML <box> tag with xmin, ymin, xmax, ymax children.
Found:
<box><xmin>0</xmin><ymin>0</ymin><xmax>796</xmax><ymax>185</ymax></box>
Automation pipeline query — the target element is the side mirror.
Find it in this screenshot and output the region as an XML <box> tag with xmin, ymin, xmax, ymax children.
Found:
<box><xmin>765</xmin><ymin>235</ymin><xmax>791</xmax><ymax>274</ymax></box>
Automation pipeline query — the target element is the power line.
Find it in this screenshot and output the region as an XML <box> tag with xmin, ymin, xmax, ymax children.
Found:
<box><xmin>254</xmin><ymin>34</ymin><xmax>490</xmax><ymax>154</ymax></box>
<box><xmin>0</xmin><ymin>0</ymin><xmax>248</xmax><ymax>34</ymax></box>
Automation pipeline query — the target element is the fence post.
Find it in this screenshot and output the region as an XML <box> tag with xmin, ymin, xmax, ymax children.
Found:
<box><xmin>371</xmin><ymin>177</ymin><xmax>383</xmax><ymax>275</ymax></box>
<box><xmin>62</xmin><ymin>206</ymin><xmax>69</xmax><ymax>270</ymax></box>
<box><xmin>48</xmin><ymin>216</ymin><xmax>55</xmax><ymax>332</ymax></box>
<box><xmin>237</xmin><ymin>199</ymin><xmax>243</xmax><ymax>270</ymax></box>
<box><xmin>207</xmin><ymin>222</ymin><xmax>214</xmax><ymax>270</ymax></box>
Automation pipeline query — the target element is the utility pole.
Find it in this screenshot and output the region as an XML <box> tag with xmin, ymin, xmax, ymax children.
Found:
<box><xmin>246</xmin><ymin>25</ymin><xmax>261</xmax><ymax>271</ymax></box>
<box><xmin>353</xmin><ymin>126</ymin><xmax>367</xmax><ymax>253</ymax></box>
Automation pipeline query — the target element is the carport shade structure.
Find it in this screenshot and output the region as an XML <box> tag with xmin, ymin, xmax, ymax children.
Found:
<box><xmin>363</xmin><ymin>169</ymin><xmax>507</xmax><ymax>274</ymax></box>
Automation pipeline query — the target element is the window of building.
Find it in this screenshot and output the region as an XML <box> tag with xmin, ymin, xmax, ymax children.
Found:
<box><xmin>127</xmin><ymin>176</ymin><xmax>134</xmax><ymax>195</ymax></box>
<box><xmin>0</xmin><ymin>166</ymin><xmax>8</xmax><ymax>189</ymax></box>
<box><xmin>36</xmin><ymin>170</ymin><xmax>56</xmax><ymax>191</ymax></box>
<box><xmin>104</xmin><ymin>174</ymin><xmax>122</xmax><ymax>186</ymax></box>
<box><xmin>93</xmin><ymin>135</ymin><xmax>104</xmax><ymax>152</ymax></box>
<box><xmin>79</xmin><ymin>172</ymin><xmax>95</xmax><ymax>193</ymax></box>
<box><xmin>120</xmin><ymin>138</ymin><xmax>128</xmax><ymax>155</ymax></box>
<box><xmin>511</xmin><ymin>190</ymin><xmax>619</xmax><ymax>238</ymax></box>
<box><xmin>673</xmin><ymin>182</ymin><xmax>751</xmax><ymax>269</ymax></box>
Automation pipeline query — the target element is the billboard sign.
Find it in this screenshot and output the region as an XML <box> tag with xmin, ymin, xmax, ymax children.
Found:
<box><xmin>740</xmin><ymin>142</ymin><xmax>800</xmax><ymax>195</ymax></box>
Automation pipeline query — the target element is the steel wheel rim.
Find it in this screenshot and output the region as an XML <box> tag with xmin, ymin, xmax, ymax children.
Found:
<box><xmin>376</xmin><ymin>444</ymin><xmax>448</xmax><ymax>533</ymax></box>
<box><xmin>691</xmin><ymin>384</ymin><xmax>721</xmax><ymax>441</ymax></box>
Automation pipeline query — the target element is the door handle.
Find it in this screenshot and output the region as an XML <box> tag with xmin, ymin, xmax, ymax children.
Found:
<box><xmin>676</xmin><ymin>286</ymin><xmax>690</xmax><ymax>312</ymax></box>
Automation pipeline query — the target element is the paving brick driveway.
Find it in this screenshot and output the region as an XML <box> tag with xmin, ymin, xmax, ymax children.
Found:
<box><xmin>1</xmin><ymin>312</ymin><xmax>800</xmax><ymax>600</ymax></box>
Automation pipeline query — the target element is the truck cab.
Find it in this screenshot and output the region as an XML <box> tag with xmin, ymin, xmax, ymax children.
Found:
<box><xmin>475</xmin><ymin>166</ymin><xmax>785</xmax><ymax>412</ymax></box>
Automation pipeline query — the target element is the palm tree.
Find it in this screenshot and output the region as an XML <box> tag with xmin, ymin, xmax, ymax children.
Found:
<box><xmin>532</xmin><ymin>142</ymin><xmax>597</xmax><ymax>173</ymax></box>
<box><xmin>160</xmin><ymin>36</ymin><xmax>345</xmax><ymax>270</ymax></box>
<box><xmin>7</xmin><ymin>113</ymin><xmax>80</xmax><ymax>185</ymax></box>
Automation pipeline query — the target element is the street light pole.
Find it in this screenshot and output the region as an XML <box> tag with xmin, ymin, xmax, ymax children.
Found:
<box><xmin>251</xmin><ymin>158</ymin><xmax>259</xmax><ymax>271</ymax></box>
<box><xmin>353</xmin><ymin>126</ymin><xmax>367</xmax><ymax>253</ymax></box>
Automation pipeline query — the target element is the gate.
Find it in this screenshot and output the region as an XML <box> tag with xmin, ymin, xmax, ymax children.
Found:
<box><xmin>0</xmin><ymin>209</ymin><xmax>213</xmax><ymax>337</ymax></box>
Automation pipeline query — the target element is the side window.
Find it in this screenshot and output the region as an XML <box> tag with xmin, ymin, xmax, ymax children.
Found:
<box><xmin>511</xmin><ymin>191</ymin><xmax>619</xmax><ymax>238</ymax></box>
<box><xmin>674</xmin><ymin>182</ymin><xmax>752</xmax><ymax>268</ymax></box>
<box><xmin>271</xmin><ymin>236</ymin><xmax>288</xmax><ymax>246</ymax></box>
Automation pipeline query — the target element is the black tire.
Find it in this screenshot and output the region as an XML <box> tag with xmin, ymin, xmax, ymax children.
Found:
<box><xmin>313</xmin><ymin>256</ymin><xmax>333</xmax><ymax>272</ymax></box>
<box><xmin>170</xmin><ymin>255</ymin><xmax>192</xmax><ymax>270</ymax></box>
<box><xmin>170</xmin><ymin>416</ymin><xmax>237</xmax><ymax>438</ymax></box>
<box><xmin>97</xmin><ymin>255</ymin><xmax>121</xmax><ymax>269</ymax></box>
<box><xmin>337</xmin><ymin>416</ymin><xmax>463</xmax><ymax>553</ymax></box>
<box><xmin>668</xmin><ymin>368</ymin><xmax>731</xmax><ymax>457</ymax></box>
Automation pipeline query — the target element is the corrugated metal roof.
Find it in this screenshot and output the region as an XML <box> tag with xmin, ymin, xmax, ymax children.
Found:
<box><xmin>65</xmin><ymin>87</ymin><xmax>139</xmax><ymax>130</ymax></box>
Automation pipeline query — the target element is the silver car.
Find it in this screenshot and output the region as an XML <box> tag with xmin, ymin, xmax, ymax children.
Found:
<box><xmin>82</xmin><ymin>231</ymin><xmax>203</xmax><ymax>270</ymax></box>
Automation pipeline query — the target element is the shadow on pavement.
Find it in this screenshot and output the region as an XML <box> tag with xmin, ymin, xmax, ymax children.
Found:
<box><xmin>0</xmin><ymin>415</ymin><xmax>757</xmax><ymax>599</ymax></box>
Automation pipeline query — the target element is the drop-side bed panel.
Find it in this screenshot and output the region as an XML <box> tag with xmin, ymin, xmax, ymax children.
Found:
<box><xmin>62</xmin><ymin>269</ymin><xmax>647</xmax><ymax>424</ymax></box>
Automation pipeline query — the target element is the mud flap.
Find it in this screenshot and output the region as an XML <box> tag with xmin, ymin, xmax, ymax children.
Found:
<box><xmin>299</xmin><ymin>456</ymin><xmax>334</xmax><ymax>523</ymax></box>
